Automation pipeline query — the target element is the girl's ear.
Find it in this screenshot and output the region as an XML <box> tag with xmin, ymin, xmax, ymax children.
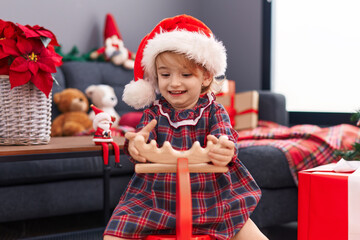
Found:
<box><xmin>202</xmin><ymin>71</ymin><xmax>213</xmax><ymax>87</ymax></box>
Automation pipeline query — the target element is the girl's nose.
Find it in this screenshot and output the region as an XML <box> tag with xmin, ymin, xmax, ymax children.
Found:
<box><xmin>169</xmin><ymin>77</ymin><xmax>181</xmax><ymax>87</ymax></box>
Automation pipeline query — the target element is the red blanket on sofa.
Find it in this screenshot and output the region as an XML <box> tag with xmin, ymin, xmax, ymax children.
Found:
<box><xmin>237</xmin><ymin>121</ymin><xmax>360</xmax><ymax>184</ymax></box>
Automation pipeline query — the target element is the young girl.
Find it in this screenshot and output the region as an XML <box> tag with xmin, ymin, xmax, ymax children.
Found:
<box><xmin>104</xmin><ymin>14</ymin><xmax>267</xmax><ymax>240</ymax></box>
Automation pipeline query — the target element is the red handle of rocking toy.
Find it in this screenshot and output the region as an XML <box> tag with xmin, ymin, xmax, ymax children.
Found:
<box><xmin>144</xmin><ymin>158</ymin><xmax>212</xmax><ymax>240</ymax></box>
<box><xmin>177</xmin><ymin>158</ymin><xmax>192</xmax><ymax>240</ymax></box>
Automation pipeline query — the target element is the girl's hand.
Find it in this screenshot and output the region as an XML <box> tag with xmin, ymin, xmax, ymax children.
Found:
<box><xmin>207</xmin><ymin>135</ymin><xmax>235</xmax><ymax>167</ymax></box>
<box><xmin>124</xmin><ymin>119</ymin><xmax>157</xmax><ymax>162</ymax></box>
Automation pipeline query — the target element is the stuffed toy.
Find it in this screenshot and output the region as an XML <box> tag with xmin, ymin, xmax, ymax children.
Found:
<box><xmin>90</xmin><ymin>13</ymin><xmax>135</xmax><ymax>69</ymax></box>
<box><xmin>85</xmin><ymin>84</ymin><xmax>120</xmax><ymax>127</ymax></box>
<box><xmin>51</xmin><ymin>88</ymin><xmax>93</xmax><ymax>137</ymax></box>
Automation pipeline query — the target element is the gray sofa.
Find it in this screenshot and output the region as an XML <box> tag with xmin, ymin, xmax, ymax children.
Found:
<box><xmin>0</xmin><ymin>61</ymin><xmax>296</xmax><ymax>229</ymax></box>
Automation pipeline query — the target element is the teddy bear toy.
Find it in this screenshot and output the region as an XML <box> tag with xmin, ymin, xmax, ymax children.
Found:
<box><xmin>85</xmin><ymin>84</ymin><xmax>120</xmax><ymax>127</ymax></box>
<box><xmin>51</xmin><ymin>88</ymin><xmax>93</xmax><ymax>137</ymax></box>
<box><xmin>89</xmin><ymin>13</ymin><xmax>135</xmax><ymax>69</ymax></box>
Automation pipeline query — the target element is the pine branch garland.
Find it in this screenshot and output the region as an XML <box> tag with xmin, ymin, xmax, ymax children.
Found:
<box><xmin>350</xmin><ymin>110</ymin><xmax>360</xmax><ymax>123</ymax></box>
<box><xmin>334</xmin><ymin>110</ymin><xmax>360</xmax><ymax>161</ymax></box>
<box><xmin>335</xmin><ymin>142</ymin><xmax>360</xmax><ymax>161</ymax></box>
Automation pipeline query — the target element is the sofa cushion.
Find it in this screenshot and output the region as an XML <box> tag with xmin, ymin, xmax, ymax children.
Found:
<box><xmin>239</xmin><ymin>145</ymin><xmax>296</xmax><ymax>188</ymax></box>
<box><xmin>0</xmin><ymin>154</ymin><xmax>134</xmax><ymax>187</ymax></box>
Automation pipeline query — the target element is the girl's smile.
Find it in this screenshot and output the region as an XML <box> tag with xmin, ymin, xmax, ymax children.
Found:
<box><xmin>168</xmin><ymin>90</ymin><xmax>187</xmax><ymax>95</ymax></box>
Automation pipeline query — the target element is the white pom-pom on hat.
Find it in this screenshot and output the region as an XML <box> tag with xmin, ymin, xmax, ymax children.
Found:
<box><xmin>122</xmin><ymin>79</ymin><xmax>157</xmax><ymax>110</ymax></box>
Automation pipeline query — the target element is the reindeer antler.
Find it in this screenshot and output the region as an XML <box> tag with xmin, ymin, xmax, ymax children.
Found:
<box><xmin>133</xmin><ymin>135</ymin><xmax>228</xmax><ymax>164</ymax></box>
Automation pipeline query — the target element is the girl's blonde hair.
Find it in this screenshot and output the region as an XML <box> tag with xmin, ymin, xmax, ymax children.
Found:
<box><xmin>155</xmin><ymin>51</ymin><xmax>224</xmax><ymax>94</ymax></box>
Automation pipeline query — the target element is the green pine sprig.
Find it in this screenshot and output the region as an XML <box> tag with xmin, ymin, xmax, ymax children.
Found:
<box><xmin>350</xmin><ymin>110</ymin><xmax>360</xmax><ymax>123</ymax></box>
<box><xmin>334</xmin><ymin>109</ymin><xmax>360</xmax><ymax>161</ymax></box>
<box><xmin>335</xmin><ymin>142</ymin><xmax>360</xmax><ymax>161</ymax></box>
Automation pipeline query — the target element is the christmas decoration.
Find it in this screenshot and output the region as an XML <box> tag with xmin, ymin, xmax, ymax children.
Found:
<box><xmin>89</xmin><ymin>13</ymin><xmax>135</xmax><ymax>69</ymax></box>
<box><xmin>216</xmin><ymin>81</ymin><xmax>259</xmax><ymax>130</ymax></box>
<box><xmin>55</xmin><ymin>45</ymin><xmax>95</xmax><ymax>62</ymax></box>
<box><xmin>91</xmin><ymin>104</ymin><xmax>120</xmax><ymax>166</ymax></box>
<box><xmin>298</xmin><ymin>163</ymin><xmax>360</xmax><ymax>240</ymax></box>
<box><xmin>0</xmin><ymin>19</ymin><xmax>62</xmax><ymax>97</ymax></box>
<box><xmin>335</xmin><ymin>110</ymin><xmax>360</xmax><ymax>161</ymax></box>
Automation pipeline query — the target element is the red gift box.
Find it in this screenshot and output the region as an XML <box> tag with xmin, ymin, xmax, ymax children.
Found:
<box><xmin>298</xmin><ymin>161</ymin><xmax>360</xmax><ymax>240</ymax></box>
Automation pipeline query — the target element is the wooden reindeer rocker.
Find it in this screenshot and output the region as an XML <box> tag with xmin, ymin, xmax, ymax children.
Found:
<box><xmin>126</xmin><ymin>120</ymin><xmax>228</xmax><ymax>240</ymax></box>
<box><xmin>91</xmin><ymin>105</ymin><xmax>120</xmax><ymax>167</ymax></box>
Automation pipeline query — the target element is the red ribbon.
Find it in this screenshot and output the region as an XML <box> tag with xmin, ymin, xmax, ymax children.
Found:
<box><xmin>237</xmin><ymin>109</ymin><xmax>259</xmax><ymax>115</ymax></box>
<box><xmin>224</xmin><ymin>94</ymin><xmax>258</xmax><ymax>127</ymax></box>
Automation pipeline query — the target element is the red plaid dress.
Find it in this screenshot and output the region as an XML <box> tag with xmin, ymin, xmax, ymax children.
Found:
<box><xmin>104</xmin><ymin>93</ymin><xmax>261</xmax><ymax>239</ymax></box>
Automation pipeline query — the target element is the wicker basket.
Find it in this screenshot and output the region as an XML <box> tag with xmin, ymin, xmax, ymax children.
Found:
<box><xmin>0</xmin><ymin>75</ymin><xmax>52</xmax><ymax>145</ymax></box>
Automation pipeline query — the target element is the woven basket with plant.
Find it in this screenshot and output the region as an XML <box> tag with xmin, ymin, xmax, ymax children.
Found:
<box><xmin>0</xmin><ymin>19</ymin><xmax>62</xmax><ymax>145</ymax></box>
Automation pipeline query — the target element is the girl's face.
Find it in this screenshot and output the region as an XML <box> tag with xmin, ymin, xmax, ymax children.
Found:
<box><xmin>155</xmin><ymin>52</ymin><xmax>212</xmax><ymax>110</ymax></box>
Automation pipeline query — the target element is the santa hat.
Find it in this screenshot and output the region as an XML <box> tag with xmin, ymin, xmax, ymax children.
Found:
<box><xmin>122</xmin><ymin>14</ymin><xmax>227</xmax><ymax>109</ymax></box>
<box><xmin>91</xmin><ymin>105</ymin><xmax>113</xmax><ymax>129</ymax></box>
<box><xmin>104</xmin><ymin>13</ymin><xmax>122</xmax><ymax>40</ymax></box>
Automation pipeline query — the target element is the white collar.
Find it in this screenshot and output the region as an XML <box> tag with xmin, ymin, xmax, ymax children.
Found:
<box><xmin>154</xmin><ymin>92</ymin><xmax>215</xmax><ymax>129</ymax></box>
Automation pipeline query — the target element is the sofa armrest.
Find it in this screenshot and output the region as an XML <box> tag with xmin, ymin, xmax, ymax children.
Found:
<box><xmin>258</xmin><ymin>90</ymin><xmax>288</xmax><ymax>126</ymax></box>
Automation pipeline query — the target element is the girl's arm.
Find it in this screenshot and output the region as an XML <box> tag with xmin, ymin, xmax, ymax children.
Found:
<box><xmin>208</xmin><ymin>104</ymin><xmax>239</xmax><ymax>166</ymax></box>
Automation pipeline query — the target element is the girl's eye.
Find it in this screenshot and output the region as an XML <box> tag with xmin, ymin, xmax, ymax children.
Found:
<box><xmin>160</xmin><ymin>73</ymin><xmax>170</xmax><ymax>77</ymax></box>
<box><xmin>182</xmin><ymin>73</ymin><xmax>192</xmax><ymax>77</ymax></box>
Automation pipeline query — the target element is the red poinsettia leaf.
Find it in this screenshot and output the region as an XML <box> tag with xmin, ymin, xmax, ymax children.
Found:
<box><xmin>9</xmin><ymin>70</ymin><xmax>31</xmax><ymax>88</ymax></box>
<box><xmin>4</xmin><ymin>22</ymin><xmax>17</xmax><ymax>39</ymax></box>
<box><xmin>0</xmin><ymin>19</ymin><xmax>5</xmax><ymax>31</ymax></box>
<box><xmin>0</xmin><ymin>38</ymin><xmax>20</xmax><ymax>56</ymax></box>
<box><xmin>33</xmin><ymin>39</ymin><xmax>46</xmax><ymax>53</ymax></box>
<box><xmin>9</xmin><ymin>56</ymin><xmax>28</xmax><ymax>72</ymax></box>
<box><xmin>31</xmin><ymin>70</ymin><xmax>53</xmax><ymax>97</ymax></box>
<box><xmin>0</xmin><ymin>57</ymin><xmax>10</xmax><ymax>75</ymax></box>
<box><xmin>17</xmin><ymin>23</ymin><xmax>39</xmax><ymax>38</ymax></box>
<box><xmin>0</xmin><ymin>48</ymin><xmax>8</xmax><ymax>58</ymax></box>
<box><xmin>54</xmin><ymin>54</ymin><xmax>63</xmax><ymax>66</ymax></box>
<box><xmin>38</xmin><ymin>48</ymin><xmax>61</xmax><ymax>71</ymax></box>
<box><xmin>17</xmin><ymin>24</ymin><xmax>60</xmax><ymax>47</ymax></box>
<box><xmin>47</xmin><ymin>45</ymin><xmax>63</xmax><ymax>66</ymax></box>
<box><xmin>32</xmin><ymin>25</ymin><xmax>53</xmax><ymax>38</ymax></box>
<box><xmin>37</xmin><ymin>61</ymin><xmax>56</xmax><ymax>73</ymax></box>
<box><xmin>16</xmin><ymin>36</ymin><xmax>34</xmax><ymax>54</ymax></box>
<box><xmin>33</xmin><ymin>25</ymin><xmax>60</xmax><ymax>46</ymax></box>
<box><xmin>28</xmin><ymin>61</ymin><xmax>39</xmax><ymax>75</ymax></box>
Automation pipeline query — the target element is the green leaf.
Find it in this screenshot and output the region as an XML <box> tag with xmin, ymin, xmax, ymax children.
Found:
<box><xmin>40</xmin><ymin>36</ymin><xmax>51</xmax><ymax>48</ymax></box>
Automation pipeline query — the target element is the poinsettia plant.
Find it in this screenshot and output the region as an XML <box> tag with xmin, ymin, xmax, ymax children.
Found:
<box><xmin>0</xmin><ymin>19</ymin><xmax>62</xmax><ymax>97</ymax></box>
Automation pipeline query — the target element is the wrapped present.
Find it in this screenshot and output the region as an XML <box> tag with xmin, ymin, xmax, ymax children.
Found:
<box><xmin>216</xmin><ymin>81</ymin><xmax>258</xmax><ymax>130</ymax></box>
<box><xmin>298</xmin><ymin>159</ymin><xmax>360</xmax><ymax>240</ymax></box>
<box><xmin>216</xmin><ymin>79</ymin><xmax>236</xmax><ymax>102</ymax></box>
<box><xmin>216</xmin><ymin>80</ymin><xmax>235</xmax><ymax>125</ymax></box>
<box><xmin>233</xmin><ymin>91</ymin><xmax>259</xmax><ymax>130</ymax></box>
